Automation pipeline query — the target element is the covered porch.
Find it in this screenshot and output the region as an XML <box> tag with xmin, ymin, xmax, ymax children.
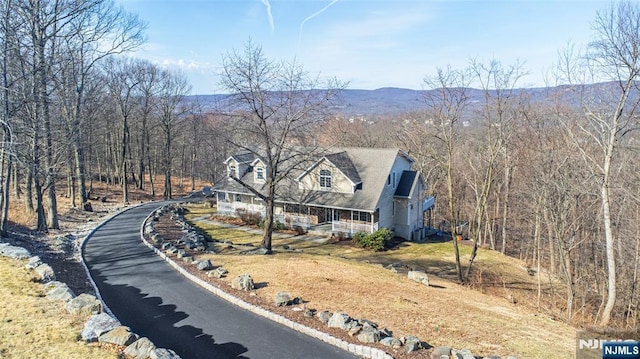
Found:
<box><xmin>278</xmin><ymin>203</ymin><xmax>379</xmax><ymax>235</ymax></box>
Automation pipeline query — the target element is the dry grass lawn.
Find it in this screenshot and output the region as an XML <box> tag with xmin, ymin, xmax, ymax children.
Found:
<box><xmin>186</xmin><ymin>205</ymin><xmax>577</xmax><ymax>359</ymax></box>
<box><xmin>0</xmin><ymin>257</ymin><xmax>119</xmax><ymax>359</ymax></box>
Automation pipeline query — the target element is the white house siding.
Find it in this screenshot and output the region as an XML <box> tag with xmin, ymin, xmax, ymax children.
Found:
<box><xmin>375</xmin><ymin>155</ymin><xmax>413</xmax><ymax>234</ymax></box>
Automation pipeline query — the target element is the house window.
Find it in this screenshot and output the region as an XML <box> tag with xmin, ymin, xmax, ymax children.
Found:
<box><xmin>228</xmin><ymin>165</ymin><xmax>237</xmax><ymax>177</ymax></box>
<box><xmin>319</xmin><ymin>169</ymin><xmax>332</xmax><ymax>189</ymax></box>
<box><xmin>235</xmin><ymin>194</ymin><xmax>241</xmax><ymax>202</ymax></box>
<box><xmin>353</xmin><ymin>211</ymin><xmax>369</xmax><ymax>222</ymax></box>
<box><xmin>256</xmin><ymin>167</ymin><xmax>264</xmax><ymax>180</ymax></box>
<box><xmin>387</xmin><ymin>174</ymin><xmax>391</xmax><ymax>186</ymax></box>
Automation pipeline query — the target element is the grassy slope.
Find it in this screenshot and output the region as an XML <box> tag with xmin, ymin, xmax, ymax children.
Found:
<box><xmin>187</xmin><ymin>205</ymin><xmax>577</xmax><ymax>359</ymax></box>
<box><xmin>0</xmin><ymin>257</ymin><xmax>118</xmax><ymax>359</ymax></box>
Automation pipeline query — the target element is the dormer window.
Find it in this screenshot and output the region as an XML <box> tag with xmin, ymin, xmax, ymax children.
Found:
<box><xmin>319</xmin><ymin>169</ymin><xmax>332</xmax><ymax>189</ymax></box>
<box><xmin>256</xmin><ymin>167</ymin><xmax>264</xmax><ymax>180</ymax></box>
<box><xmin>228</xmin><ymin>165</ymin><xmax>237</xmax><ymax>178</ymax></box>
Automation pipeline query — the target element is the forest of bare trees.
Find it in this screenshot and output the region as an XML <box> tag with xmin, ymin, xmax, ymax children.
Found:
<box><xmin>0</xmin><ymin>0</ymin><xmax>638</xmax><ymax>332</ymax></box>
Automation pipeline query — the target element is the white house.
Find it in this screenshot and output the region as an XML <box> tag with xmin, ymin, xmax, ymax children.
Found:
<box><xmin>214</xmin><ymin>147</ymin><xmax>434</xmax><ymax>241</ymax></box>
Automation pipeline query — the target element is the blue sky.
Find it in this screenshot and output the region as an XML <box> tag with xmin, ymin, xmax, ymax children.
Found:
<box><xmin>115</xmin><ymin>0</ymin><xmax>621</xmax><ymax>94</ymax></box>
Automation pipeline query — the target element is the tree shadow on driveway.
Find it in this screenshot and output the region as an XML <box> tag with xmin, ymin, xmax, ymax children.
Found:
<box><xmin>91</xmin><ymin>270</ymin><xmax>249</xmax><ymax>359</ymax></box>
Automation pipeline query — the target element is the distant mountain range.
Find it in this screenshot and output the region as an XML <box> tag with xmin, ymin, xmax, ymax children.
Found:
<box><xmin>184</xmin><ymin>83</ymin><xmax>619</xmax><ymax>118</ymax></box>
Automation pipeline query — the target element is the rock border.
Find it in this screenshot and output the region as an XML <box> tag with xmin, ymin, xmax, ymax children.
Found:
<box><xmin>140</xmin><ymin>204</ymin><xmax>394</xmax><ymax>359</ymax></box>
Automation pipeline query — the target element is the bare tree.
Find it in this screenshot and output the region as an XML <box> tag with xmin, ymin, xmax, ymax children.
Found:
<box><xmin>155</xmin><ymin>68</ymin><xmax>190</xmax><ymax>200</ymax></box>
<box><xmin>423</xmin><ymin>66</ymin><xmax>471</xmax><ymax>283</ymax></box>
<box><xmin>556</xmin><ymin>0</ymin><xmax>640</xmax><ymax>326</ymax></box>
<box><xmin>219</xmin><ymin>41</ymin><xmax>344</xmax><ymax>253</ymax></box>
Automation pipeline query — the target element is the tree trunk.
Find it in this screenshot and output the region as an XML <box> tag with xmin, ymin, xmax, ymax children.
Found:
<box><xmin>261</xmin><ymin>197</ymin><xmax>275</xmax><ymax>253</ymax></box>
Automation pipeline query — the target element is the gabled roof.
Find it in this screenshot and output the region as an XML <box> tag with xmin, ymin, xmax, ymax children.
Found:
<box><xmin>224</xmin><ymin>151</ymin><xmax>256</xmax><ymax>164</ymax></box>
<box><xmin>394</xmin><ymin>170</ymin><xmax>419</xmax><ymax>198</ymax></box>
<box><xmin>324</xmin><ymin>152</ymin><xmax>362</xmax><ymax>185</ymax></box>
<box><xmin>297</xmin><ymin>151</ymin><xmax>362</xmax><ymax>185</ymax></box>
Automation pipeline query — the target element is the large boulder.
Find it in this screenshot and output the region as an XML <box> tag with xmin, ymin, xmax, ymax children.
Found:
<box><xmin>81</xmin><ymin>313</ymin><xmax>120</xmax><ymax>342</ymax></box>
<box><xmin>452</xmin><ymin>348</ymin><xmax>475</xmax><ymax>359</ymax></box>
<box><xmin>196</xmin><ymin>259</ymin><xmax>213</xmax><ymax>271</ymax></box>
<box><xmin>46</xmin><ymin>282</ymin><xmax>75</xmax><ymax>301</ymax></box>
<box><xmin>231</xmin><ymin>273</ymin><xmax>255</xmax><ymax>291</ymax></box>
<box><xmin>430</xmin><ymin>345</ymin><xmax>451</xmax><ymax>358</ymax></box>
<box><xmin>66</xmin><ymin>293</ymin><xmax>102</xmax><ymax>316</ymax></box>
<box><xmin>380</xmin><ymin>337</ymin><xmax>402</xmax><ymax>348</ymax></box>
<box><xmin>357</xmin><ymin>329</ymin><xmax>380</xmax><ymax>343</ymax></box>
<box><xmin>316</xmin><ymin>310</ymin><xmax>332</xmax><ymax>324</ymax></box>
<box><xmin>35</xmin><ymin>263</ymin><xmax>56</xmax><ymax>283</ymax></box>
<box><xmin>25</xmin><ymin>256</ymin><xmax>42</xmax><ymax>269</ymax></box>
<box><xmin>405</xmin><ymin>335</ymin><xmax>423</xmax><ymax>354</ymax></box>
<box><xmin>98</xmin><ymin>326</ymin><xmax>138</xmax><ymax>346</ymax></box>
<box><xmin>0</xmin><ymin>243</ymin><xmax>31</xmax><ymax>259</ymax></box>
<box><xmin>327</xmin><ymin>312</ymin><xmax>353</xmax><ymax>330</ymax></box>
<box><xmin>124</xmin><ymin>337</ymin><xmax>156</xmax><ymax>359</ymax></box>
<box><xmin>209</xmin><ymin>267</ymin><xmax>228</xmax><ymax>278</ymax></box>
<box><xmin>407</xmin><ymin>271</ymin><xmax>430</xmax><ymax>286</ymax></box>
<box><xmin>275</xmin><ymin>292</ymin><xmax>292</xmax><ymax>307</ymax></box>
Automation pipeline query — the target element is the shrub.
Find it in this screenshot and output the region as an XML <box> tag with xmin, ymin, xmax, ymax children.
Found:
<box><xmin>258</xmin><ymin>219</ymin><xmax>286</xmax><ymax>231</ymax></box>
<box><xmin>353</xmin><ymin>228</ymin><xmax>392</xmax><ymax>251</ymax></box>
<box><xmin>235</xmin><ymin>208</ymin><xmax>262</xmax><ymax>226</ymax></box>
<box><xmin>293</xmin><ymin>225</ymin><xmax>306</xmax><ymax>235</ymax></box>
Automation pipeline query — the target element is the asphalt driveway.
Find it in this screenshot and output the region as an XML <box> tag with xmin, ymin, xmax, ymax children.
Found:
<box><xmin>82</xmin><ymin>201</ymin><xmax>356</xmax><ymax>359</ymax></box>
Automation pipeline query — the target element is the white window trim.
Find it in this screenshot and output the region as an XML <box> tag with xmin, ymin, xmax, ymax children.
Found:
<box><xmin>319</xmin><ymin>169</ymin><xmax>332</xmax><ymax>189</ymax></box>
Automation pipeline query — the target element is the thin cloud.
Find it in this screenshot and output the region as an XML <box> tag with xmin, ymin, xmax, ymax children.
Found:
<box><xmin>298</xmin><ymin>0</ymin><xmax>339</xmax><ymax>49</ymax></box>
<box><xmin>260</xmin><ymin>0</ymin><xmax>274</xmax><ymax>33</ymax></box>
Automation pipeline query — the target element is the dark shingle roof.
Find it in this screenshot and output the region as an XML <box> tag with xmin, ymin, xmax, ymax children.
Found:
<box><xmin>394</xmin><ymin>171</ymin><xmax>418</xmax><ymax>198</ymax></box>
<box><xmin>324</xmin><ymin>151</ymin><xmax>362</xmax><ymax>184</ymax></box>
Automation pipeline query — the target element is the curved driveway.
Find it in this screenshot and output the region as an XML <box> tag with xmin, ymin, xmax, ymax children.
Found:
<box><xmin>83</xmin><ymin>201</ymin><xmax>356</xmax><ymax>359</ymax></box>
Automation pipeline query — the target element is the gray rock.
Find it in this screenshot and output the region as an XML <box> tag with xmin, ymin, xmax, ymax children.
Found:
<box><xmin>303</xmin><ymin>308</ymin><xmax>314</xmax><ymax>318</ymax></box>
<box><xmin>380</xmin><ymin>337</ymin><xmax>402</xmax><ymax>348</ymax></box>
<box><xmin>317</xmin><ymin>310</ymin><xmax>332</xmax><ymax>324</ymax></box>
<box><xmin>150</xmin><ymin>348</ymin><xmax>182</xmax><ymax>359</ymax></box>
<box><xmin>166</xmin><ymin>246</ymin><xmax>178</xmax><ymax>254</ymax></box>
<box><xmin>405</xmin><ymin>335</ymin><xmax>422</xmax><ymax>353</ymax></box>
<box><xmin>161</xmin><ymin>243</ymin><xmax>172</xmax><ymax>250</ymax></box>
<box><xmin>275</xmin><ymin>292</ymin><xmax>292</xmax><ymax>306</ymax></box>
<box><xmin>452</xmin><ymin>348</ymin><xmax>475</xmax><ymax>359</ymax></box>
<box><xmin>328</xmin><ymin>312</ymin><xmax>352</xmax><ymax>330</ymax></box>
<box><xmin>348</xmin><ymin>325</ymin><xmax>362</xmax><ymax>336</ymax></box>
<box><xmin>25</xmin><ymin>256</ymin><xmax>42</xmax><ymax>269</ymax></box>
<box><xmin>0</xmin><ymin>243</ymin><xmax>31</xmax><ymax>259</ymax></box>
<box><xmin>124</xmin><ymin>337</ymin><xmax>156</xmax><ymax>359</ymax></box>
<box><xmin>98</xmin><ymin>326</ymin><xmax>138</xmax><ymax>346</ymax></box>
<box><xmin>66</xmin><ymin>293</ymin><xmax>102</xmax><ymax>316</ymax></box>
<box><xmin>196</xmin><ymin>259</ymin><xmax>213</xmax><ymax>271</ymax></box>
<box><xmin>176</xmin><ymin>249</ymin><xmax>186</xmax><ymax>259</ymax></box>
<box><xmin>505</xmin><ymin>356</ymin><xmax>519</xmax><ymax>359</ymax></box>
<box><xmin>430</xmin><ymin>345</ymin><xmax>451</xmax><ymax>358</ymax></box>
<box><xmin>182</xmin><ymin>256</ymin><xmax>194</xmax><ymax>263</ymax></box>
<box><xmin>484</xmin><ymin>356</ymin><xmax>502</xmax><ymax>359</ymax></box>
<box><xmin>35</xmin><ymin>263</ymin><xmax>56</xmax><ymax>282</ymax></box>
<box><xmin>357</xmin><ymin>330</ymin><xmax>380</xmax><ymax>343</ymax></box>
<box><xmin>407</xmin><ymin>270</ymin><xmax>430</xmax><ymax>286</ymax></box>
<box><xmin>231</xmin><ymin>273</ymin><xmax>255</xmax><ymax>291</ymax></box>
<box><xmin>46</xmin><ymin>282</ymin><xmax>75</xmax><ymax>301</ymax></box>
<box><xmin>82</xmin><ymin>313</ymin><xmax>120</xmax><ymax>342</ymax></box>
<box><xmin>215</xmin><ymin>267</ymin><xmax>228</xmax><ymax>277</ymax></box>
<box><xmin>356</xmin><ymin>324</ymin><xmax>380</xmax><ymax>343</ymax></box>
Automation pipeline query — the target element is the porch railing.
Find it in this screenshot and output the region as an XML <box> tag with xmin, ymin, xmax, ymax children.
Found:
<box><xmin>332</xmin><ymin>220</ymin><xmax>379</xmax><ymax>235</ymax></box>
<box><xmin>275</xmin><ymin>213</ymin><xmax>311</xmax><ymax>228</ymax></box>
<box><xmin>217</xmin><ymin>202</ymin><xmax>265</xmax><ymax>216</ymax></box>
